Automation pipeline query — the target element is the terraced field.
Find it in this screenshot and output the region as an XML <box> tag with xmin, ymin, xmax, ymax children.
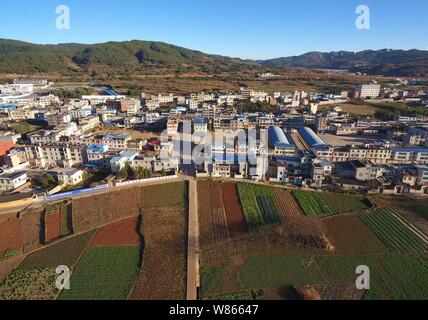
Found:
<box><xmin>358</xmin><ymin>208</ymin><xmax>428</xmax><ymax>253</ymax></box>
<box><xmin>0</xmin><ymin>182</ymin><xmax>188</xmax><ymax>301</ymax></box>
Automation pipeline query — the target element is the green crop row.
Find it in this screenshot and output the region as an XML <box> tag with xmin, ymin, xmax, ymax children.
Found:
<box><xmin>292</xmin><ymin>190</ymin><xmax>371</xmax><ymax>217</ymax></box>
<box><xmin>359</xmin><ymin>208</ymin><xmax>428</xmax><ymax>253</ymax></box>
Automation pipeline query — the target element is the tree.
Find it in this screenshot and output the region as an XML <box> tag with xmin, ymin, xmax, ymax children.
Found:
<box><xmin>41</xmin><ymin>173</ymin><xmax>57</xmax><ymax>189</ymax></box>
<box><xmin>161</xmin><ymin>168</ymin><xmax>167</xmax><ymax>177</ymax></box>
<box><xmin>119</xmin><ymin>162</ymin><xmax>134</xmax><ymax>180</ymax></box>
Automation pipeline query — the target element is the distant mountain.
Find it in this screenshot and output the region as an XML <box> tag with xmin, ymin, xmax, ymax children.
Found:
<box><xmin>0</xmin><ymin>39</ymin><xmax>254</xmax><ymax>74</ymax></box>
<box><xmin>258</xmin><ymin>49</ymin><xmax>428</xmax><ymax>77</ymax></box>
<box><xmin>0</xmin><ymin>39</ymin><xmax>427</xmax><ymax>77</ymax></box>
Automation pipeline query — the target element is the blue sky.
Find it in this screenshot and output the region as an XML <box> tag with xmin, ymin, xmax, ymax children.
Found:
<box><xmin>1</xmin><ymin>0</ymin><xmax>427</xmax><ymax>59</ymax></box>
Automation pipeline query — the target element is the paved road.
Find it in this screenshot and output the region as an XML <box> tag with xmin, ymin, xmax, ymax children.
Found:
<box><xmin>186</xmin><ymin>178</ymin><xmax>199</xmax><ymax>300</ymax></box>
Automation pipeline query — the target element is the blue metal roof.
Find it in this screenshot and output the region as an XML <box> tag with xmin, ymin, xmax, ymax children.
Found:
<box><xmin>269</xmin><ymin>126</ymin><xmax>291</xmax><ymax>147</ymax></box>
<box><xmin>298</xmin><ymin>127</ymin><xmax>326</xmax><ymax>148</ymax></box>
<box><xmin>392</xmin><ymin>147</ymin><xmax>428</xmax><ymax>153</ymax></box>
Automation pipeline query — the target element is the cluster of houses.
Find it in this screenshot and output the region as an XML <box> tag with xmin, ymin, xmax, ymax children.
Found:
<box><xmin>0</xmin><ymin>78</ymin><xmax>428</xmax><ymax>196</ymax></box>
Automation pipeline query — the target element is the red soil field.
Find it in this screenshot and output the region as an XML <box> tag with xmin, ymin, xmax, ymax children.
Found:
<box><xmin>210</xmin><ymin>182</ymin><xmax>229</xmax><ymax>241</ymax></box>
<box><xmin>90</xmin><ymin>216</ymin><xmax>141</xmax><ymax>246</ymax></box>
<box><xmin>221</xmin><ymin>182</ymin><xmax>247</xmax><ymax>236</ymax></box>
<box><xmin>44</xmin><ymin>213</ymin><xmax>60</xmax><ymax>244</ymax></box>
<box><xmin>0</xmin><ymin>217</ymin><xmax>22</xmax><ymax>254</ymax></box>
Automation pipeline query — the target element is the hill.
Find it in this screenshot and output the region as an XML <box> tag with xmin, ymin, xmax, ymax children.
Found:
<box><xmin>1</xmin><ymin>39</ymin><xmax>427</xmax><ymax>77</ymax></box>
<box><xmin>0</xmin><ymin>39</ymin><xmax>254</xmax><ymax>74</ymax></box>
<box><xmin>259</xmin><ymin>49</ymin><xmax>428</xmax><ymax>77</ymax></box>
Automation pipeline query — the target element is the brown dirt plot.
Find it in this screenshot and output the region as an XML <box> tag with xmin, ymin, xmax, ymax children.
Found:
<box><xmin>222</xmin><ymin>182</ymin><xmax>247</xmax><ymax>237</ymax></box>
<box><xmin>90</xmin><ymin>216</ymin><xmax>141</xmax><ymax>246</ymax></box>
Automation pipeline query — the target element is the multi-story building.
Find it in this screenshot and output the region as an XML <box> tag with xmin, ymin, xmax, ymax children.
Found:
<box><xmin>86</xmin><ymin>144</ymin><xmax>109</xmax><ymax>164</ymax></box>
<box><xmin>314</xmin><ymin>114</ymin><xmax>329</xmax><ymax>133</ymax></box>
<box><xmin>47</xmin><ymin>112</ymin><xmax>71</xmax><ymax>127</ymax></box>
<box><xmin>8</xmin><ymin>109</ymin><xmax>37</xmax><ymax>120</ymax></box>
<box><xmin>0</xmin><ymin>172</ymin><xmax>28</xmax><ymax>191</ymax></box>
<box><xmin>391</xmin><ymin>147</ymin><xmax>428</xmax><ymax>165</ymax></box>
<box><xmin>14</xmin><ymin>79</ymin><xmax>48</xmax><ymax>86</ymax></box>
<box><xmin>28</xmin><ymin>130</ymin><xmax>62</xmax><ymax>145</ymax></box>
<box><xmin>366</xmin><ymin>147</ymin><xmax>392</xmax><ymax>164</ymax></box>
<box><xmin>0</xmin><ymin>84</ymin><xmax>33</xmax><ymax>95</ymax></box>
<box><xmin>79</xmin><ymin>116</ymin><xmax>100</xmax><ymax>133</ymax></box>
<box><xmin>355</xmin><ymin>84</ymin><xmax>382</xmax><ymax>99</ymax></box>
<box><xmin>70</xmin><ymin>106</ymin><xmax>92</xmax><ymax>119</ymax></box>
<box><xmin>24</xmin><ymin>143</ymin><xmax>87</xmax><ymax>168</ymax></box>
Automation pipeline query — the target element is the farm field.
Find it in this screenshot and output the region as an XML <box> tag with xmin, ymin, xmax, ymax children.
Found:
<box><xmin>0</xmin><ymin>268</ymin><xmax>58</xmax><ymax>300</ymax></box>
<box><xmin>18</xmin><ymin>230</ymin><xmax>96</xmax><ymax>269</ymax></box>
<box><xmin>0</xmin><ymin>216</ymin><xmax>22</xmax><ymax>261</ymax></box>
<box><xmin>210</xmin><ymin>182</ymin><xmax>230</xmax><ymax>242</ymax></box>
<box><xmin>358</xmin><ymin>208</ymin><xmax>428</xmax><ymax>253</ymax></box>
<box><xmin>238</xmin><ymin>254</ymin><xmax>326</xmax><ymax>290</ymax></box>
<box><xmin>20</xmin><ymin>209</ymin><xmax>44</xmax><ymax>253</ymax></box>
<box><xmin>59</xmin><ymin>202</ymin><xmax>73</xmax><ymax>237</ymax></box>
<box><xmin>198</xmin><ymin>181</ymin><xmax>215</xmax><ymax>246</ymax></box>
<box><xmin>316</xmin><ymin>254</ymin><xmax>428</xmax><ymax>300</ymax></box>
<box><xmin>251</xmin><ymin>185</ymin><xmax>282</xmax><ymax>226</ymax></box>
<box><xmin>203</xmin><ymin>290</ymin><xmax>266</xmax><ymax>300</ymax></box>
<box><xmin>273</xmin><ymin>189</ymin><xmax>305</xmax><ymax>224</ymax></box>
<box><xmin>292</xmin><ymin>190</ymin><xmax>371</xmax><ymax>217</ymax></box>
<box><xmin>409</xmin><ymin>203</ymin><xmax>428</xmax><ymax>221</ymax></box>
<box><xmin>198</xmin><ymin>181</ymin><xmax>229</xmax><ymax>246</ymax></box>
<box><xmin>323</xmin><ymin>215</ymin><xmax>387</xmax><ymax>255</ymax></box>
<box><xmin>44</xmin><ymin>203</ymin><xmax>61</xmax><ymax>244</ymax></box>
<box><xmin>90</xmin><ymin>216</ymin><xmax>141</xmax><ymax>246</ymax></box>
<box><xmin>221</xmin><ymin>182</ymin><xmax>247</xmax><ymax>236</ymax></box>
<box><xmin>130</xmin><ymin>206</ymin><xmax>187</xmax><ymax>300</ymax></box>
<box><xmin>200</xmin><ymin>253</ymin><xmax>327</xmax><ymax>299</ymax></box>
<box><xmin>59</xmin><ymin>246</ymin><xmax>141</xmax><ymax>300</ymax></box>
<box><xmin>0</xmin><ymin>182</ymin><xmax>189</xmax><ymax>300</ymax></box>
<box><xmin>72</xmin><ymin>187</ymin><xmax>140</xmax><ymax>233</ymax></box>
<box><xmin>140</xmin><ymin>181</ymin><xmax>187</xmax><ymax>208</ymax></box>
<box><xmin>237</xmin><ymin>183</ymin><xmax>282</xmax><ymax>231</ymax></box>
<box><xmin>237</xmin><ymin>183</ymin><xmax>265</xmax><ymax>231</ymax></box>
